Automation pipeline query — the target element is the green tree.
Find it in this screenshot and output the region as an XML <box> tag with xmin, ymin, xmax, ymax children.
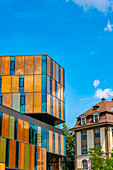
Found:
<box><xmin>88</xmin><ymin>145</ymin><xmax>113</xmax><ymax>170</ymax></box>
<box><xmin>61</xmin><ymin>123</ymin><xmax>75</xmax><ymax>170</ymax></box>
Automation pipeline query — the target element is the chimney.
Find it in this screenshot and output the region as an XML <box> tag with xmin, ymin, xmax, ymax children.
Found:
<box><xmin>112</xmin><ymin>98</ymin><xmax>113</xmax><ymax>101</ymax></box>
<box><xmin>102</xmin><ymin>98</ymin><xmax>106</xmax><ymax>101</ymax></box>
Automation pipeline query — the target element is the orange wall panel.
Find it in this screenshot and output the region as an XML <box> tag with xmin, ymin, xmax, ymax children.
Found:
<box><xmin>11</xmin><ymin>76</ymin><xmax>19</xmax><ymax>92</ymax></box>
<box><xmin>25</xmin><ymin>56</ymin><xmax>33</xmax><ymax>74</ymax></box>
<box><xmin>56</xmin><ymin>98</ymin><xmax>59</xmax><ymax>118</ymax></box>
<box><xmin>57</xmin><ymin>83</ymin><xmax>60</xmax><ymax>99</ymax></box>
<box><xmin>2</xmin><ymin>113</ymin><xmax>9</xmax><ymax>138</ymax></box>
<box><xmin>61</xmin><ymin>86</ymin><xmax>63</xmax><ymax>101</ymax></box>
<box><xmin>42</xmin><ymin>148</ymin><xmax>46</xmax><ymax>170</ymax></box>
<box><xmin>23</xmin><ymin>121</ymin><xmax>29</xmax><ymax>143</ymax></box>
<box><xmin>3</xmin><ymin>94</ymin><xmax>12</xmax><ymax>108</ymax></box>
<box><xmin>47</xmin><ymin>93</ymin><xmax>51</xmax><ymax>114</ymax></box>
<box><xmin>61</xmin><ymin>135</ymin><xmax>64</xmax><ymax>155</ymax></box>
<box><xmin>61</xmin><ymin>102</ymin><xmax>64</xmax><ymax>120</ymax></box>
<box><xmin>0</xmin><ymin>163</ymin><xmax>5</xmax><ymax>170</ymax></box>
<box><xmin>15</xmin><ymin>56</ymin><xmax>24</xmax><ymax>75</ymax></box>
<box><xmin>2</xmin><ymin>56</ymin><xmax>10</xmax><ymax>75</ymax></box>
<box><xmin>53</xmin><ymin>61</ymin><xmax>56</xmax><ymax>80</ymax></box>
<box><xmin>0</xmin><ymin>57</ymin><xmax>2</xmax><ymax>75</ymax></box>
<box><xmin>49</xmin><ymin>130</ymin><xmax>53</xmax><ymax>153</ymax></box>
<box><xmin>53</xmin><ymin>97</ymin><xmax>56</xmax><ymax>117</ymax></box>
<box><xmin>17</xmin><ymin>119</ymin><xmax>24</xmax><ymax>141</ymax></box>
<box><xmin>34</xmin><ymin>93</ymin><xmax>41</xmax><ymax>113</ymax></box>
<box><xmin>25</xmin><ymin>93</ymin><xmax>33</xmax><ymax>113</ymax></box>
<box><xmin>9</xmin><ymin>140</ymin><xmax>16</xmax><ymax>168</ymax></box>
<box><xmin>60</xmin><ymin>67</ymin><xmax>63</xmax><ymax>86</ymax></box>
<box><xmin>52</xmin><ymin>79</ymin><xmax>55</xmax><ymax>96</ymax></box>
<box><xmin>19</xmin><ymin>142</ymin><xmax>25</xmax><ymax>169</ymax></box>
<box><xmin>47</xmin><ymin>56</ymin><xmax>51</xmax><ymax>76</ymax></box>
<box><xmin>37</xmin><ymin>147</ymin><xmax>42</xmax><ymax>170</ymax></box>
<box><xmin>34</xmin><ymin>75</ymin><xmax>42</xmax><ymax>92</ymax></box>
<box><xmin>2</xmin><ymin>76</ymin><xmax>11</xmax><ymax>93</ymax></box>
<box><xmin>34</xmin><ymin>55</ymin><xmax>42</xmax><ymax>74</ymax></box>
<box><xmin>24</xmin><ymin>75</ymin><xmax>33</xmax><ymax>92</ymax></box>
<box><xmin>29</xmin><ymin>145</ymin><xmax>35</xmax><ymax>170</ymax></box>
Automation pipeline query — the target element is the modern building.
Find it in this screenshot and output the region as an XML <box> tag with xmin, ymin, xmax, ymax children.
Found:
<box><xmin>71</xmin><ymin>98</ymin><xmax>113</xmax><ymax>170</ymax></box>
<box><xmin>0</xmin><ymin>55</ymin><xmax>66</xmax><ymax>170</ymax></box>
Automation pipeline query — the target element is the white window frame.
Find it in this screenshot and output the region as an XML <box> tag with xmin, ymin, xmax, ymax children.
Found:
<box><xmin>93</xmin><ymin>112</ymin><xmax>99</xmax><ymax>123</ymax></box>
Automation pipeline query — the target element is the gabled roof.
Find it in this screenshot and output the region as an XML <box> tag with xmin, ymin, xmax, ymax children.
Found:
<box><xmin>71</xmin><ymin>99</ymin><xmax>113</xmax><ymax>131</ymax></box>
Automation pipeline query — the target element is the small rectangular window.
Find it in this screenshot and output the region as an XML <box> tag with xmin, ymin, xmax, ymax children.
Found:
<box><xmin>81</xmin><ymin>118</ymin><xmax>86</xmax><ymax>125</ymax></box>
<box><xmin>95</xmin><ymin>143</ymin><xmax>100</xmax><ymax>146</ymax></box>
<box><xmin>0</xmin><ymin>76</ymin><xmax>2</xmax><ymax>91</ymax></box>
<box><xmin>82</xmin><ymin>145</ymin><xmax>87</xmax><ymax>155</ymax></box>
<box><xmin>19</xmin><ymin>76</ymin><xmax>24</xmax><ymax>92</ymax></box>
<box><xmin>53</xmin><ymin>132</ymin><xmax>55</xmax><ymax>153</ymax></box>
<box><xmin>51</xmin><ymin>59</ymin><xmax>53</xmax><ymax>78</ymax></box>
<box><xmin>82</xmin><ymin>131</ymin><xmax>87</xmax><ymax>140</ymax></box>
<box><xmin>10</xmin><ymin>56</ymin><xmax>15</xmax><ymax>75</ymax></box>
<box><xmin>95</xmin><ymin>129</ymin><xmax>100</xmax><ymax>138</ymax></box>
<box><xmin>20</xmin><ymin>93</ymin><xmax>25</xmax><ymax>113</ymax></box>
<box><xmin>0</xmin><ymin>94</ymin><xmax>2</xmax><ymax>105</ymax></box>
<box><xmin>55</xmin><ymin>81</ymin><xmax>57</xmax><ymax>98</ymax></box>
<box><xmin>94</xmin><ymin>115</ymin><xmax>98</xmax><ymax>122</ymax></box>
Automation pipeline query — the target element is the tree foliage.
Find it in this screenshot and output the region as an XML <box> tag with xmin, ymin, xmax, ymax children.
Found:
<box><xmin>61</xmin><ymin>123</ymin><xmax>75</xmax><ymax>170</ymax></box>
<box><xmin>88</xmin><ymin>145</ymin><xmax>113</xmax><ymax>170</ymax></box>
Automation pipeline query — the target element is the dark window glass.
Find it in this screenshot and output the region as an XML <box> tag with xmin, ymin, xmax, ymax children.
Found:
<box><xmin>0</xmin><ymin>95</ymin><xmax>2</xmax><ymax>105</ymax></box>
<box><xmin>47</xmin><ymin>130</ymin><xmax>49</xmax><ymax>152</ymax></box>
<box><xmin>15</xmin><ymin>141</ymin><xmax>19</xmax><ymax>168</ymax></box>
<box><xmin>10</xmin><ymin>56</ymin><xmax>15</xmax><ymax>75</ymax></box>
<box><xmin>31</xmin><ymin>124</ymin><xmax>37</xmax><ymax>145</ymax></box>
<box><xmin>42</xmin><ymin>75</ymin><xmax>47</xmax><ymax>92</ymax></box>
<box><xmin>0</xmin><ymin>112</ymin><xmax>2</xmax><ymax>136</ymax></box>
<box><xmin>81</xmin><ymin>118</ymin><xmax>86</xmax><ymax>125</ymax></box>
<box><xmin>59</xmin><ymin>65</ymin><xmax>61</xmax><ymax>84</ymax></box>
<box><xmin>64</xmin><ymin>136</ymin><xmax>66</xmax><ymax>156</ymax></box>
<box><xmin>5</xmin><ymin>139</ymin><xmax>9</xmax><ymax>167</ymax></box>
<box><xmin>82</xmin><ymin>145</ymin><xmax>87</xmax><ymax>155</ymax></box>
<box><xmin>14</xmin><ymin>117</ymin><xmax>18</xmax><ymax>140</ymax></box>
<box><xmin>95</xmin><ymin>129</ymin><xmax>100</xmax><ymax>138</ymax></box>
<box><xmin>42</xmin><ymin>93</ymin><xmax>47</xmax><ymax>113</ymax></box>
<box><xmin>95</xmin><ymin>115</ymin><xmax>98</xmax><ymax>122</ymax></box>
<box><xmin>41</xmin><ymin>128</ymin><xmax>47</xmax><ymax>148</ymax></box>
<box><xmin>59</xmin><ymin>100</ymin><xmax>61</xmax><ymax>119</ymax></box>
<box><xmin>82</xmin><ymin>131</ymin><xmax>87</xmax><ymax>140</ymax></box>
<box><xmin>51</xmin><ymin>59</ymin><xmax>53</xmax><ymax>78</ymax></box>
<box><xmin>0</xmin><ymin>76</ymin><xmax>2</xmax><ymax>89</ymax></box>
<box><xmin>29</xmin><ymin>123</ymin><xmax>32</xmax><ymax>144</ymax></box>
<box><xmin>59</xmin><ymin>134</ymin><xmax>61</xmax><ymax>155</ymax></box>
<box><xmin>83</xmin><ymin>160</ymin><xmax>88</xmax><ymax>170</ymax></box>
<box><xmin>35</xmin><ymin>146</ymin><xmax>37</xmax><ymax>170</ymax></box>
<box><xmin>10</xmin><ymin>61</ymin><xmax>15</xmax><ymax>70</ymax></box>
<box><xmin>19</xmin><ymin>76</ymin><xmax>24</xmax><ymax>92</ymax></box>
<box><xmin>55</xmin><ymin>81</ymin><xmax>57</xmax><ymax>97</ymax></box>
<box><xmin>53</xmin><ymin>132</ymin><xmax>55</xmax><ymax>153</ymax></box>
<box><xmin>95</xmin><ymin>143</ymin><xmax>100</xmax><ymax>146</ymax></box>
<box><xmin>20</xmin><ymin>94</ymin><xmax>25</xmax><ymax>105</ymax></box>
<box><xmin>42</xmin><ymin>55</ymin><xmax>47</xmax><ymax>74</ymax></box>
<box><xmin>50</xmin><ymin>77</ymin><xmax>52</xmax><ymax>95</ymax></box>
<box><xmin>51</xmin><ymin>95</ymin><xmax>53</xmax><ymax>116</ymax></box>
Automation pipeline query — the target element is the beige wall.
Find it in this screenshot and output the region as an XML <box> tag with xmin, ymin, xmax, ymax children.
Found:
<box><xmin>77</xmin><ymin>132</ymin><xmax>81</xmax><ymax>156</ymax></box>
<box><xmin>77</xmin><ymin>155</ymin><xmax>90</xmax><ymax>169</ymax></box>
<box><xmin>87</xmin><ymin>129</ymin><xmax>94</xmax><ymax>151</ymax></box>
<box><xmin>100</xmin><ymin>127</ymin><xmax>106</xmax><ymax>152</ymax></box>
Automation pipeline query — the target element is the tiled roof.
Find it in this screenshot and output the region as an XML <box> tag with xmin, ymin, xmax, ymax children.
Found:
<box><xmin>71</xmin><ymin>99</ymin><xmax>113</xmax><ymax>130</ymax></box>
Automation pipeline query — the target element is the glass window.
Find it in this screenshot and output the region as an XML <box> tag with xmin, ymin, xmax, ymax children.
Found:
<box><xmin>15</xmin><ymin>141</ymin><xmax>19</xmax><ymax>168</ymax></box>
<box><xmin>42</xmin><ymin>93</ymin><xmax>47</xmax><ymax>113</ymax></box>
<box><xmin>51</xmin><ymin>59</ymin><xmax>53</xmax><ymax>78</ymax></box>
<box><xmin>94</xmin><ymin>115</ymin><xmax>98</xmax><ymax>122</ymax></box>
<box><xmin>83</xmin><ymin>160</ymin><xmax>88</xmax><ymax>170</ymax></box>
<box><xmin>20</xmin><ymin>93</ymin><xmax>25</xmax><ymax>113</ymax></box>
<box><xmin>29</xmin><ymin>123</ymin><xmax>32</xmax><ymax>144</ymax></box>
<box><xmin>0</xmin><ymin>94</ymin><xmax>2</xmax><ymax>105</ymax></box>
<box><xmin>0</xmin><ymin>76</ymin><xmax>2</xmax><ymax>92</ymax></box>
<box><xmin>56</xmin><ymin>63</ymin><xmax>59</xmax><ymax>82</ymax></box>
<box><xmin>59</xmin><ymin>134</ymin><xmax>61</xmax><ymax>155</ymax></box>
<box><xmin>82</xmin><ymin>131</ymin><xmax>87</xmax><ymax>140</ymax></box>
<box><xmin>14</xmin><ymin>118</ymin><xmax>18</xmax><ymax>140</ymax></box>
<box><xmin>42</xmin><ymin>75</ymin><xmax>47</xmax><ymax>92</ymax></box>
<box><xmin>95</xmin><ymin>129</ymin><xmax>100</xmax><ymax>138</ymax></box>
<box><xmin>55</xmin><ymin>81</ymin><xmax>57</xmax><ymax>97</ymax></box>
<box><xmin>50</xmin><ymin>77</ymin><xmax>52</xmax><ymax>95</ymax></box>
<box><xmin>10</xmin><ymin>56</ymin><xmax>15</xmax><ymax>75</ymax></box>
<box><xmin>5</xmin><ymin>138</ymin><xmax>9</xmax><ymax>167</ymax></box>
<box><xmin>82</xmin><ymin>145</ymin><xmax>87</xmax><ymax>155</ymax></box>
<box><xmin>81</xmin><ymin>118</ymin><xmax>86</xmax><ymax>125</ymax></box>
<box><xmin>53</xmin><ymin>132</ymin><xmax>55</xmax><ymax>153</ymax></box>
<box><xmin>31</xmin><ymin>124</ymin><xmax>37</xmax><ymax>145</ymax></box>
<box><xmin>59</xmin><ymin>65</ymin><xmax>61</xmax><ymax>84</ymax></box>
<box><xmin>47</xmin><ymin>76</ymin><xmax>50</xmax><ymax>93</ymax></box>
<box><xmin>95</xmin><ymin>143</ymin><xmax>100</xmax><ymax>146</ymax></box>
<box><xmin>41</xmin><ymin>128</ymin><xmax>47</xmax><ymax>148</ymax></box>
<box><xmin>42</xmin><ymin>55</ymin><xmax>47</xmax><ymax>74</ymax></box>
<box><xmin>19</xmin><ymin>75</ymin><xmax>24</xmax><ymax>92</ymax></box>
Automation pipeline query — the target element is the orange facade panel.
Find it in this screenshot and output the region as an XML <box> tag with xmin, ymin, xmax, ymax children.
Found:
<box><xmin>2</xmin><ymin>76</ymin><xmax>11</xmax><ymax>93</ymax></box>
<box><xmin>23</xmin><ymin>121</ymin><xmax>29</xmax><ymax>143</ymax></box>
<box><xmin>24</xmin><ymin>75</ymin><xmax>33</xmax><ymax>92</ymax></box>
<box><xmin>2</xmin><ymin>113</ymin><xmax>9</xmax><ymax>138</ymax></box>
<box><xmin>34</xmin><ymin>93</ymin><xmax>41</xmax><ymax>113</ymax></box>
<box><xmin>3</xmin><ymin>94</ymin><xmax>12</xmax><ymax>108</ymax></box>
<box><xmin>17</xmin><ymin>119</ymin><xmax>24</xmax><ymax>142</ymax></box>
<box><xmin>61</xmin><ymin>102</ymin><xmax>64</xmax><ymax>120</ymax></box>
<box><xmin>11</xmin><ymin>76</ymin><xmax>19</xmax><ymax>92</ymax></box>
<box><xmin>53</xmin><ymin>96</ymin><xmax>56</xmax><ymax>117</ymax></box>
<box><xmin>61</xmin><ymin>85</ymin><xmax>63</xmax><ymax>101</ymax></box>
<box><xmin>25</xmin><ymin>93</ymin><xmax>33</xmax><ymax>113</ymax></box>
<box><xmin>0</xmin><ymin>163</ymin><xmax>5</xmax><ymax>170</ymax></box>
<box><xmin>42</xmin><ymin>148</ymin><xmax>46</xmax><ymax>170</ymax></box>
<box><xmin>47</xmin><ymin>93</ymin><xmax>51</xmax><ymax>114</ymax></box>
<box><xmin>34</xmin><ymin>55</ymin><xmax>42</xmax><ymax>74</ymax></box>
<box><xmin>49</xmin><ymin>130</ymin><xmax>53</xmax><ymax>153</ymax></box>
<box><xmin>9</xmin><ymin>140</ymin><xmax>16</xmax><ymax>169</ymax></box>
<box><xmin>15</xmin><ymin>56</ymin><xmax>24</xmax><ymax>75</ymax></box>
<box><xmin>52</xmin><ymin>79</ymin><xmax>55</xmax><ymax>96</ymax></box>
<box><xmin>60</xmin><ymin>67</ymin><xmax>63</xmax><ymax>86</ymax></box>
<box><xmin>0</xmin><ymin>57</ymin><xmax>2</xmax><ymax>75</ymax></box>
<box><xmin>53</xmin><ymin>61</ymin><xmax>56</xmax><ymax>80</ymax></box>
<box><xmin>47</xmin><ymin>56</ymin><xmax>51</xmax><ymax>77</ymax></box>
<box><xmin>2</xmin><ymin>56</ymin><xmax>10</xmax><ymax>75</ymax></box>
<box><xmin>57</xmin><ymin>83</ymin><xmax>61</xmax><ymax>99</ymax></box>
<box><xmin>29</xmin><ymin>145</ymin><xmax>35</xmax><ymax>170</ymax></box>
<box><xmin>34</xmin><ymin>75</ymin><xmax>42</xmax><ymax>92</ymax></box>
<box><xmin>56</xmin><ymin>98</ymin><xmax>59</xmax><ymax>118</ymax></box>
<box><xmin>37</xmin><ymin>147</ymin><xmax>42</xmax><ymax>170</ymax></box>
<box><xmin>61</xmin><ymin>135</ymin><xmax>64</xmax><ymax>155</ymax></box>
<box><xmin>19</xmin><ymin>142</ymin><xmax>25</xmax><ymax>169</ymax></box>
<box><xmin>25</xmin><ymin>56</ymin><xmax>34</xmax><ymax>74</ymax></box>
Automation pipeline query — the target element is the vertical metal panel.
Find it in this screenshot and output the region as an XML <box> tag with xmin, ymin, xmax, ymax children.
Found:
<box><xmin>3</xmin><ymin>94</ymin><xmax>12</xmax><ymax>108</ymax></box>
<box><xmin>2</xmin><ymin>113</ymin><xmax>9</xmax><ymax>138</ymax></box>
<box><xmin>17</xmin><ymin>119</ymin><xmax>24</xmax><ymax>141</ymax></box>
<box><xmin>25</xmin><ymin>93</ymin><xmax>33</xmax><ymax>113</ymax></box>
<box><xmin>0</xmin><ymin>137</ymin><xmax>6</xmax><ymax>163</ymax></box>
<box><xmin>19</xmin><ymin>142</ymin><xmax>25</xmax><ymax>169</ymax></box>
<box><xmin>9</xmin><ymin>140</ymin><xmax>16</xmax><ymax>168</ymax></box>
<box><xmin>12</xmin><ymin>93</ymin><xmax>20</xmax><ymax>112</ymax></box>
<box><xmin>9</xmin><ymin>116</ymin><xmax>14</xmax><ymax>139</ymax></box>
<box><xmin>1</xmin><ymin>76</ymin><xmax>11</xmax><ymax>93</ymax></box>
<box><xmin>15</xmin><ymin>56</ymin><xmax>24</xmax><ymax>75</ymax></box>
<box><xmin>25</xmin><ymin>144</ymin><xmax>29</xmax><ymax>170</ymax></box>
<box><xmin>34</xmin><ymin>55</ymin><xmax>42</xmax><ymax>74</ymax></box>
<box><xmin>25</xmin><ymin>56</ymin><xmax>33</xmax><ymax>74</ymax></box>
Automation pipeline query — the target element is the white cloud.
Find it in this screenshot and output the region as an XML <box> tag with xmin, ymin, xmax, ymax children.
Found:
<box><xmin>95</xmin><ymin>88</ymin><xmax>113</xmax><ymax>99</ymax></box>
<box><xmin>104</xmin><ymin>20</ymin><xmax>113</xmax><ymax>32</ymax></box>
<box><xmin>93</xmin><ymin>80</ymin><xmax>100</xmax><ymax>88</ymax></box>
<box><xmin>69</xmin><ymin>0</ymin><xmax>113</xmax><ymax>13</ymax></box>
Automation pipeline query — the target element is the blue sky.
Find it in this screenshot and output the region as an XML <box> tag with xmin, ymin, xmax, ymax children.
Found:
<box><xmin>1</xmin><ymin>0</ymin><xmax>113</xmax><ymax>128</ymax></box>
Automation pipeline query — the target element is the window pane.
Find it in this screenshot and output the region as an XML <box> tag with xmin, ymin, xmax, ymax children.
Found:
<box><xmin>42</xmin><ymin>75</ymin><xmax>47</xmax><ymax>92</ymax></box>
<box><xmin>82</xmin><ymin>131</ymin><xmax>87</xmax><ymax>140</ymax></box>
<box><xmin>41</xmin><ymin>128</ymin><xmax>47</xmax><ymax>148</ymax></box>
<box><xmin>42</xmin><ymin>55</ymin><xmax>47</xmax><ymax>74</ymax></box>
<box><xmin>5</xmin><ymin>139</ymin><xmax>9</xmax><ymax>167</ymax></box>
<box><xmin>9</xmin><ymin>116</ymin><xmax>14</xmax><ymax>139</ymax></box>
<box><xmin>42</xmin><ymin>93</ymin><xmax>47</xmax><ymax>113</ymax></box>
<box><xmin>56</xmin><ymin>63</ymin><xmax>59</xmax><ymax>82</ymax></box>
<box><xmin>47</xmin><ymin>76</ymin><xmax>50</xmax><ymax>93</ymax></box>
<box><xmin>0</xmin><ymin>112</ymin><xmax>2</xmax><ymax>136</ymax></box>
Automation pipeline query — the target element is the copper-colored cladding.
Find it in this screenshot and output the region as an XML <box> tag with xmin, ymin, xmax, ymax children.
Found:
<box><xmin>15</xmin><ymin>56</ymin><xmax>24</xmax><ymax>75</ymax></box>
<box><xmin>2</xmin><ymin>76</ymin><xmax>11</xmax><ymax>93</ymax></box>
<box><xmin>71</xmin><ymin>99</ymin><xmax>113</xmax><ymax>130</ymax></box>
<box><xmin>25</xmin><ymin>56</ymin><xmax>34</xmax><ymax>74</ymax></box>
<box><xmin>25</xmin><ymin>93</ymin><xmax>33</xmax><ymax>113</ymax></box>
<box><xmin>17</xmin><ymin>119</ymin><xmax>24</xmax><ymax>141</ymax></box>
<box><xmin>9</xmin><ymin>140</ymin><xmax>16</xmax><ymax>168</ymax></box>
<box><xmin>2</xmin><ymin>56</ymin><xmax>10</xmax><ymax>75</ymax></box>
<box><xmin>34</xmin><ymin>93</ymin><xmax>42</xmax><ymax>113</ymax></box>
<box><xmin>55</xmin><ymin>133</ymin><xmax>59</xmax><ymax>154</ymax></box>
<box><xmin>11</xmin><ymin>76</ymin><xmax>19</xmax><ymax>92</ymax></box>
<box><xmin>29</xmin><ymin>145</ymin><xmax>35</xmax><ymax>170</ymax></box>
<box><xmin>19</xmin><ymin>142</ymin><xmax>25</xmax><ymax>169</ymax></box>
<box><xmin>49</xmin><ymin>130</ymin><xmax>53</xmax><ymax>153</ymax></box>
<box><xmin>2</xmin><ymin>113</ymin><xmax>9</xmax><ymax>138</ymax></box>
<box><xmin>37</xmin><ymin>147</ymin><xmax>42</xmax><ymax>169</ymax></box>
<box><xmin>3</xmin><ymin>94</ymin><xmax>12</xmax><ymax>108</ymax></box>
<box><xmin>47</xmin><ymin>93</ymin><xmax>51</xmax><ymax>114</ymax></box>
<box><xmin>47</xmin><ymin>56</ymin><xmax>51</xmax><ymax>77</ymax></box>
<box><xmin>23</xmin><ymin>121</ymin><xmax>29</xmax><ymax>143</ymax></box>
<box><xmin>53</xmin><ymin>60</ymin><xmax>56</xmax><ymax>80</ymax></box>
<box><xmin>34</xmin><ymin>55</ymin><xmax>42</xmax><ymax>74</ymax></box>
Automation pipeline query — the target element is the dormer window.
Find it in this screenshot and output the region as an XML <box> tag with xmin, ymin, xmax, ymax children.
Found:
<box><xmin>93</xmin><ymin>112</ymin><xmax>99</xmax><ymax>123</ymax></box>
<box><xmin>94</xmin><ymin>106</ymin><xmax>98</xmax><ymax>110</ymax></box>
<box><xmin>81</xmin><ymin>118</ymin><xmax>86</xmax><ymax>125</ymax></box>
